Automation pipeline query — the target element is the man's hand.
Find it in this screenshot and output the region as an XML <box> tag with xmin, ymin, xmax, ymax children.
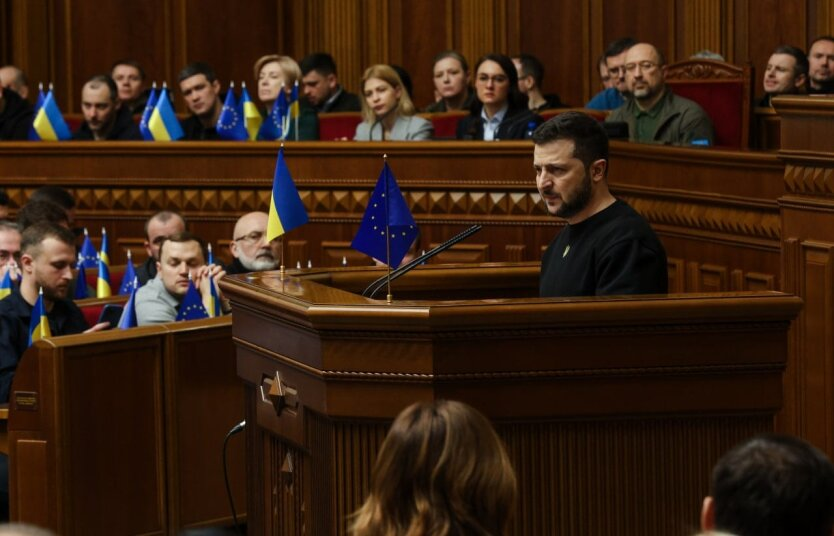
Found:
<box><xmin>84</xmin><ymin>322</ymin><xmax>110</xmax><ymax>333</ymax></box>
<box><xmin>195</xmin><ymin>264</ymin><xmax>227</xmax><ymax>314</ymax></box>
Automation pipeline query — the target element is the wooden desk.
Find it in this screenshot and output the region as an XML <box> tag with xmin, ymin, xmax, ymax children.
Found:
<box><xmin>220</xmin><ymin>263</ymin><xmax>801</xmax><ymax>536</ymax></box>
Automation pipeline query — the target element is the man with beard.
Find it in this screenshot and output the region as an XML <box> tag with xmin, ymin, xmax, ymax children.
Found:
<box><xmin>226</xmin><ymin>212</ymin><xmax>279</xmax><ymax>274</ymax></box>
<box><xmin>807</xmin><ymin>36</ymin><xmax>834</xmax><ymax>94</ymax></box>
<box><xmin>178</xmin><ymin>62</ymin><xmax>223</xmax><ymax>140</ymax></box>
<box><xmin>533</xmin><ymin>112</ymin><xmax>668</xmax><ymax>297</ymax></box>
<box><xmin>72</xmin><ymin>75</ymin><xmax>142</xmax><ymax>140</ymax></box>
<box><xmin>607</xmin><ymin>43</ymin><xmax>714</xmax><ymax>145</ymax></box>
<box><xmin>0</xmin><ymin>223</ymin><xmax>108</xmax><ymax>402</ymax></box>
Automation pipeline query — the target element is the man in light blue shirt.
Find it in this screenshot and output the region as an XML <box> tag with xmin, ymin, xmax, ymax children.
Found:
<box><xmin>586</xmin><ymin>37</ymin><xmax>636</xmax><ymax>111</ymax></box>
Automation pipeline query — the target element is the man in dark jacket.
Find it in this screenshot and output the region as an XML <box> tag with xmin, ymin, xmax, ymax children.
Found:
<box><xmin>72</xmin><ymin>75</ymin><xmax>142</xmax><ymax>140</ymax></box>
<box><xmin>0</xmin><ymin>85</ymin><xmax>33</xmax><ymax>141</ymax></box>
<box><xmin>300</xmin><ymin>53</ymin><xmax>361</xmax><ymax>113</ymax></box>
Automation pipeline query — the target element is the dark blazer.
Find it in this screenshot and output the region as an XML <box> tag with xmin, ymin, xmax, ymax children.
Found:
<box><xmin>72</xmin><ymin>106</ymin><xmax>143</xmax><ymax>140</ymax></box>
<box><xmin>456</xmin><ymin>105</ymin><xmax>543</xmax><ymax>140</ymax></box>
<box><xmin>320</xmin><ymin>88</ymin><xmax>362</xmax><ymax>113</ymax></box>
<box><xmin>0</xmin><ymin>89</ymin><xmax>34</xmax><ymax>141</ymax></box>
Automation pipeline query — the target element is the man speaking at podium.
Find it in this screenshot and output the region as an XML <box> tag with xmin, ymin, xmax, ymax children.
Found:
<box><xmin>533</xmin><ymin>112</ymin><xmax>668</xmax><ymax>297</ymax></box>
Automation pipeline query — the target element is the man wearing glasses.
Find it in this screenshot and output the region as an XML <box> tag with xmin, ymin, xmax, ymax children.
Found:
<box><xmin>607</xmin><ymin>43</ymin><xmax>714</xmax><ymax>146</ymax></box>
<box><xmin>586</xmin><ymin>37</ymin><xmax>636</xmax><ymax>111</ymax></box>
<box><xmin>226</xmin><ymin>212</ymin><xmax>279</xmax><ymax>275</ymax></box>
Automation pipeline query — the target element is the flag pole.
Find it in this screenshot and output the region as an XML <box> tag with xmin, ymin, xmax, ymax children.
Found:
<box><xmin>384</xmin><ymin>154</ymin><xmax>392</xmax><ymax>304</ymax></box>
<box><xmin>294</xmin><ymin>81</ymin><xmax>299</xmax><ymax>142</ymax></box>
<box><xmin>280</xmin><ymin>142</ymin><xmax>286</xmax><ymax>280</ymax></box>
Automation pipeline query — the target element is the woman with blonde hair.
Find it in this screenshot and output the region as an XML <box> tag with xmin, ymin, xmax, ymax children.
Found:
<box><xmin>350</xmin><ymin>400</ymin><xmax>517</xmax><ymax>536</ymax></box>
<box><xmin>253</xmin><ymin>54</ymin><xmax>318</xmax><ymax>140</ymax></box>
<box><xmin>354</xmin><ymin>64</ymin><xmax>433</xmax><ymax>141</ymax></box>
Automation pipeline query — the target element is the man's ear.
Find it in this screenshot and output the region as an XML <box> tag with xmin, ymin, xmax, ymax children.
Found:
<box><xmin>700</xmin><ymin>496</ymin><xmax>716</xmax><ymax>531</ymax></box>
<box><xmin>326</xmin><ymin>73</ymin><xmax>337</xmax><ymax>89</ymax></box>
<box><xmin>144</xmin><ymin>240</ymin><xmax>153</xmax><ymax>259</ymax></box>
<box><xmin>19</xmin><ymin>252</ymin><xmax>34</xmax><ymax>274</ymax></box>
<box><xmin>590</xmin><ymin>158</ymin><xmax>607</xmax><ymax>182</ymax></box>
<box><xmin>795</xmin><ymin>73</ymin><xmax>808</xmax><ymax>90</ymax></box>
<box><xmin>229</xmin><ymin>240</ymin><xmax>238</xmax><ymax>258</ymax></box>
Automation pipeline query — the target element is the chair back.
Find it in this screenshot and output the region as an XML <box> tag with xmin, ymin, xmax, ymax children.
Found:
<box><xmin>318</xmin><ymin>112</ymin><xmax>363</xmax><ymax>140</ymax></box>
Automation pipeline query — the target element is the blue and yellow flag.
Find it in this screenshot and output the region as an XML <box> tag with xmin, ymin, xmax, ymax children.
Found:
<box><xmin>28</xmin><ymin>288</ymin><xmax>52</xmax><ymax>346</ymax></box>
<box><xmin>216</xmin><ymin>83</ymin><xmax>248</xmax><ymax>141</ymax></box>
<box><xmin>99</xmin><ymin>227</ymin><xmax>110</xmax><ymax>266</ymax></box>
<box><xmin>96</xmin><ymin>254</ymin><xmax>112</xmax><ymax>298</ymax></box>
<box><xmin>139</xmin><ymin>83</ymin><xmax>158</xmax><ymax>141</ymax></box>
<box><xmin>118</xmin><ymin>250</ymin><xmax>139</xmax><ymax>295</ymax></box>
<box><xmin>266</xmin><ymin>148</ymin><xmax>308</xmax><ymax>242</ymax></box>
<box><xmin>208</xmin><ymin>277</ymin><xmax>222</xmax><ymax>317</ymax></box>
<box><xmin>28</xmin><ymin>83</ymin><xmax>46</xmax><ymax>141</ymax></box>
<box><xmin>176</xmin><ymin>278</ymin><xmax>209</xmax><ymax>321</ymax></box>
<box><xmin>79</xmin><ymin>228</ymin><xmax>98</xmax><ymax>269</ymax></box>
<box><xmin>241</xmin><ymin>82</ymin><xmax>262</xmax><ymax>141</ymax></box>
<box><xmin>149</xmin><ymin>85</ymin><xmax>184</xmax><ymax>141</ymax></box>
<box><xmin>118</xmin><ymin>277</ymin><xmax>139</xmax><ymax>329</ymax></box>
<box><xmin>0</xmin><ymin>270</ymin><xmax>13</xmax><ymax>300</ymax></box>
<box><xmin>32</xmin><ymin>88</ymin><xmax>72</xmax><ymax>141</ymax></box>
<box><xmin>207</xmin><ymin>243</ymin><xmax>214</xmax><ymax>265</ymax></box>
<box><xmin>351</xmin><ymin>159</ymin><xmax>419</xmax><ymax>268</ymax></box>
<box><xmin>74</xmin><ymin>256</ymin><xmax>89</xmax><ymax>299</ymax></box>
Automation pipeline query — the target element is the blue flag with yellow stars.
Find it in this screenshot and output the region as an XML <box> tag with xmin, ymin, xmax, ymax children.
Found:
<box><xmin>351</xmin><ymin>159</ymin><xmax>419</xmax><ymax>268</ymax></box>
<box><xmin>79</xmin><ymin>228</ymin><xmax>98</xmax><ymax>269</ymax></box>
<box><xmin>118</xmin><ymin>278</ymin><xmax>139</xmax><ymax>329</ymax></box>
<box><xmin>74</xmin><ymin>255</ymin><xmax>89</xmax><ymax>299</ymax></box>
<box><xmin>118</xmin><ymin>250</ymin><xmax>139</xmax><ymax>295</ymax></box>
<box><xmin>216</xmin><ymin>83</ymin><xmax>248</xmax><ymax>141</ymax></box>
<box><xmin>175</xmin><ymin>279</ymin><xmax>209</xmax><ymax>321</ymax></box>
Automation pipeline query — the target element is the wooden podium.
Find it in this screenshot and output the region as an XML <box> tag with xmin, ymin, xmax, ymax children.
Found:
<box><xmin>220</xmin><ymin>263</ymin><xmax>801</xmax><ymax>536</ymax></box>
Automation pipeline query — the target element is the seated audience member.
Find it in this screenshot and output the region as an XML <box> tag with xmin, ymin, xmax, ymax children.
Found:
<box><xmin>534</xmin><ymin>112</ymin><xmax>668</xmax><ymax>297</ymax></box>
<box><xmin>759</xmin><ymin>45</ymin><xmax>808</xmax><ymax>106</ymax></box>
<box><xmin>586</xmin><ymin>37</ymin><xmax>636</xmax><ymax>110</ymax></box>
<box><xmin>227</xmin><ymin>212</ymin><xmax>279</xmax><ymax>274</ymax></box>
<box><xmin>0</xmin><ymin>221</ymin><xmax>21</xmax><ymax>280</ymax></box>
<box><xmin>0</xmin><ymin>81</ymin><xmax>33</xmax><ymax>141</ymax></box>
<box><xmin>513</xmin><ymin>53</ymin><xmax>564</xmax><ymax>112</ymax></box>
<box><xmin>30</xmin><ymin>186</ymin><xmax>77</xmax><ymax>229</ymax></box>
<box><xmin>700</xmin><ymin>434</ymin><xmax>834</xmax><ymax>536</ymax></box>
<box><xmin>807</xmin><ymin>36</ymin><xmax>834</xmax><ymax>94</ymax></box>
<box><xmin>254</xmin><ymin>54</ymin><xmax>318</xmax><ymax>140</ymax></box>
<box><xmin>0</xmin><ymin>65</ymin><xmax>29</xmax><ymax>99</ymax></box>
<box><xmin>178</xmin><ymin>62</ymin><xmax>223</xmax><ymax>140</ymax></box>
<box><xmin>136</xmin><ymin>211</ymin><xmax>186</xmax><ymax>285</ymax></box>
<box><xmin>134</xmin><ymin>231</ymin><xmax>227</xmax><ymax>325</ymax></box>
<box><xmin>597</xmin><ymin>54</ymin><xmax>613</xmax><ymax>90</ymax></box>
<box><xmin>456</xmin><ymin>53</ymin><xmax>543</xmax><ymax>141</ymax></box>
<box><xmin>111</xmin><ymin>59</ymin><xmax>150</xmax><ymax>115</ymax></box>
<box><xmin>354</xmin><ymin>64</ymin><xmax>433</xmax><ymax>141</ymax></box>
<box><xmin>606</xmin><ymin>43</ymin><xmax>714</xmax><ymax>145</ymax></box>
<box><xmin>16</xmin><ymin>201</ymin><xmax>70</xmax><ymax>231</ymax></box>
<box><xmin>299</xmin><ymin>53</ymin><xmax>361</xmax><ymax>113</ymax></box>
<box><xmin>424</xmin><ymin>51</ymin><xmax>475</xmax><ymax>113</ymax></box>
<box><xmin>0</xmin><ymin>223</ymin><xmax>108</xmax><ymax>402</ymax></box>
<box><xmin>72</xmin><ymin>75</ymin><xmax>142</xmax><ymax>141</ymax></box>
<box><xmin>349</xmin><ymin>400</ymin><xmax>516</xmax><ymax>536</ymax></box>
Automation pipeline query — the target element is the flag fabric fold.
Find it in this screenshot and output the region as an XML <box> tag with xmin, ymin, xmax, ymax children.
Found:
<box><xmin>351</xmin><ymin>161</ymin><xmax>419</xmax><ymax>268</ymax></box>
<box><xmin>208</xmin><ymin>277</ymin><xmax>222</xmax><ymax>318</ymax></box>
<box><xmin>32</xmin><ymin>89</ymin><xmax>72</xmax><ymax>141</ymax></box>
<box><xmin>149</xmin><ymin>86</ymin><xmax>184</xmax><ymax>141</ymax></box>
<box><xmin>99</xmin><ymin>227</ymin><xmax>110</xmax><ymax>266</ymax></box>
<box><xmin>0</xmin><ymin>271</ymin><xmax>12</xmax><ymax>300</ymax></box>
<box><xmin>96</xmin><ymin>255</ymin><xmax>112</xmax><ymax>298</ymax></box>
<box><xmin>241</xmin><ymin>83</ymin><xmax>262</xmax><ymax>141</ymax></box>
<box><xmin>118</xmin><ymin>251</ymin><xmax>138</xmax><ymax>295</ymax></box>
<box><xmin>28</xmin><ymin>289</ymin><xmax>52</xmax><ymax>346</ymax></box>
<box><xmin>258</xmin><ymin>86</ymin><xmax>288</xmax><ymax>141</ymax></box>
<box><xmin>79</xmin><ymin>229</ymin><xmax>98</xmax><ymax>269</ymax></box>
<box><xmin>175</xmin><ymin>279</ymin><xmax>209</xmax><ymax>321</ymax></box>
<box><xmin>28</xmin><ymin>85</ymin><xmax>46</xmax><ymax>141</ymax></box>
<box><xmin>266</xmin><ymin>148</ymin><xmax>308</xmax><ymax>242</ymax></box>
<box><xmin>118</xmin><ymin>278</ymin><xmax>139</xmax><ymax>329</ymax></box>
<box><xmin>216</xmin><ymin>84</ymin><xmax>248</xmax><ymax>141</ymax></box>
<box><xmin>139</xmin><ymin>84</ymin><xmax>159</xmax><ymax>141</ymax></box>
<box><xmin>74</xmin><ymin>258</ymin><xmax>89</xmax><ymax>299</ymax></box>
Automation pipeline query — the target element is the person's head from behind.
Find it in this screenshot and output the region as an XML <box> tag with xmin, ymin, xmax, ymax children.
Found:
<box><xmin>532</xmin><ymin>112</ymin><xmax>609</xmax><ymax>223</ymax></box>
<box><xmin>30</xmin><ymin>186</ymin><xmax>76</xmax><ymax>226</ymax></box>
<box><xmin>111</xmin><ymin>59</ymin><xmax>146</xmax><ymax>104</ymax></box>
<box><xmin>604</xmin><ymin>37</ymin><xmax>637</xmax><ymax>95</ymax></box>
<box><xmin>513</xmin><ymin>53</ymin><xmax>545</xmax><ymax>95</ymax></box>
<box><xmin>350</xmin><ymin>400</ymin><xmax>517</xmax><ymax>536</ymax></box>
<box><xmin>19</xmin><ymin>222</ymin><xmax>77</xmax><ymax>303</ymax></box>
<box><xmin>178</xmin><ymin>62</ymin><xmax>221</xmax><ymax>119</ymax></box>
<box><xmin>17</xmin><ymin>201</ymin><xmax>70</xmax><ymax>231</ymax></box>
<box><xmin>80</xmin><ymin>75</ymin><xmax>120</xmax><ymax>138</ymax></box>
<box><xmin>764</xmin><ymin>45</ymin><xmax>808</xmax><ymax>96</ymax></box>
<box><xmin>300</xmin><ymin>52</ymin><xmax>339</xmax><ymax>107</ymax></box>
<box><xmin>254</xmin><ymin>55</ymin><xmax>302</xmax><ymax>109</ymax></box>
<box><xmin>473</xmin><ymin>53</ymin><xmax>522</xmax><ymax>114</ymax></box>
<box><xmin>359</xmin><ymin>64</ymin><xmax>416</xmax><ymax>124</ymax></box>
<box><xmin>156</xmin><ymin>231</ymin><xmax>207</xmax><ymax>298</ymax></box>
<box><xmin>432</xmin><ymin>50</ymin><xmax>470</xmax><ymax>105</ymax></box>
<box><xmin>701</xmin><ymin>434</ymin><xmax>834</xmax><ymax>536</ymax></box>
<box><xmin>230</xmin><ymin>211</ymin><xmax>278</xmax><ymax>271</ymax></box>
<box><xmin>144</xmin><ymin>211</ymin><xmax>186</xmax><ymax>261</ymax></box>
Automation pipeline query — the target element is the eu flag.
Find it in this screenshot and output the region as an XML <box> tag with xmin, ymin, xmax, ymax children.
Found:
<box><xmin>28</xmin><ymin>288</ymin><xmax>52</xmax><ymax>346</ymax></box>
<box><xmin>74</xmin><ymin>255</ymin><xmax>90</xmax><ymax>299</ymax></box>
<box><xmin>258</xmin><ymin>86</ymin><xmax>288</xmax><ymax>141</ymax></box>
<box><xmin>118</xmin><ymin>278</ymin><xmax>139</xmax><ymax>329</ymax></box>
<box><xmin>139</xmin><ymin>83</ymin><xmax>158</xmax><ymax>141</ymax></box>
<box><xmin>216</xmin><ymin>83</ymin><xmax>248</xmax><ymax>141</ymax></box>
<box><xmin>118</xmin><ymin>250</ymin><xmax>139</xmax><ymax>295</ymax></box>
<box><xmin>0</xmin><ymin>270</ymin><xmax>12</xmax><ymax>300</ymax></box>
<box><xmin>241</xmin><ymin>83</ymin><xmax>262</xmax><ymax>141</ymax></box>
<box><xmin>79</xmin><ymin>228</ymin><xmax>98</xmax><ymax>268</ymax></box>
<box><xmin>351</xmin><ymin>160</ymin><xmax>419</xmax><ymax>268</ymax></box>
<box><xmin>266</xmin><ymin>148</ymin><xmax>308</xmax><ymax>242</ymax></box>
<box><xmin>149</xmin><ymin>86</ymin><xmax>184</xmax><ymax>141</ymax></box>
<box><xmin>32</xmin><ymin>88</ymin><xmax>72</xmax><ymax>141</ymax></box>
<box><xmin>28</xmin><ymin>83</ymin><xmax>45</xmax><ymax>141</ymax></box>
<box><xmin>176</xmin><ymin>279</ymin><xmax>209</xmax><ymax>321</ymax></box>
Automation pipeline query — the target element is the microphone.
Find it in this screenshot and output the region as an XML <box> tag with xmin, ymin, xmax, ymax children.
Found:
<box><xmin>228</xmin><ymin>419</ymin><xmax>246</xmax><ymax>436</ymax></box>
<box><xmin>362</xmin><ymin>225</ymin><xmax>482</xmax><ymax>298</ymax></box>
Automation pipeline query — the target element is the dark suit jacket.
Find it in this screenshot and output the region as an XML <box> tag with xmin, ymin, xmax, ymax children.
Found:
<box><xmin>320</xmin><ymin>88</ymin><xmax>362</xmax><ymax>113</ymax></box>
<box><xmin>456</xmin><ymin>106</ymin><xmax>543</xmax><ymax>140</ymax></box>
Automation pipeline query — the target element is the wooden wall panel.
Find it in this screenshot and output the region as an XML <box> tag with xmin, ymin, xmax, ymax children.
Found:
<box><xmin>601</xmin><ymin>0</ymin><xmax>676</xmax><ymax>62</ymax></box>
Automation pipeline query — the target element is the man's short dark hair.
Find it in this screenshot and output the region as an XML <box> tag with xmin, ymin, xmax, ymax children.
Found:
<box><xmin>158</xmin><ymin>231</ymin><xmax>206</xmax><ymax>262</ymax></box>
<box><xmin>30</xmin><ymin>186</ymin><xmax>75</xmax><ymax>211</ymax></box>
<box><xmin>809</xmin><ymin>35</ymin><xmax>834</xmax><ymax>51</ymax></box>
<box><xmin>111</xmin><ymin>59</ymin><xmax>146</xmax><ymax>81</ymax></box>
<box><xmin>532</xmin><ymin>112</ymin><xmax>609</xmax><ymax>172</ymax></box>
<box><xmin>21</xmin><ymin>222</ymin><xmax>75</xmax><ymax>256</ymax></box>
<box><xmin>178</xmin><ymin>62</ymin><xmax>217</xmax><ymax>84</ymax></box>
<box><xmin>17</xmin><ymin>201</ymin><xmax>70</xmax><ymax>230</ymax></box>
<box><xmin>711</xmin><ymin>434</ymin><xmax>834</xmax><ymax>536</ymax></box>
<box><xmin>514</xmin><ymin>53</ymin><xmax>545</xmax><ymax>86</ymax></box>
<box><xmin>604</xmin><ymin>37</ymin><xmax>637</xmax><ymax>59</ymax></box>
<box><xmin>84</xmin><ymin>75</ymin><xmax>118</xmax><ymax>102</ymax></box>
<box><xmin>773</xmin><ymin>45</ymin><xmax>810</xmax><ymax>78</ymax></box>
<box><xmin>300</xmin><ymin>53</ymin><xmax>337</xmax><ymax>77</ymax></box>
<box><xmin>0</xmin><ymin>190</ymin><xmax>9</xmax><ymax>207</ymax></box>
